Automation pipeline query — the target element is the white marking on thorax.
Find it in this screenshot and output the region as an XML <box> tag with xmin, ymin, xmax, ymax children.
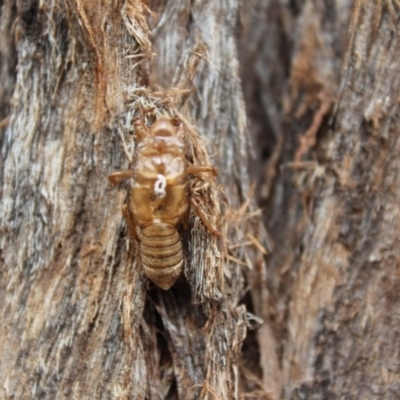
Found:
<box><xmin>154</xmin><ymin>174</ymin><xmax>167</xmax><ymax>198</ymax></box>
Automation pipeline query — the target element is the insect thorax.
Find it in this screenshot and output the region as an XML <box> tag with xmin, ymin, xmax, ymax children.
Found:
<box><xmin>129</xmin><ymin>135</ymin><xmax>189</xmax><ymax>228</ymax></box>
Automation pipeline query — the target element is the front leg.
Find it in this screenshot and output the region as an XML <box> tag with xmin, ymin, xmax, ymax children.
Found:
<box><xmin>187</xmin><ymin>165</ymin><xmax>220</xmax><ymax>236</ymax></box>
<box><xmin>190</xmin><ymin>197</ymin><xmax>222</xmax><ymax>237</ymax></box>
<box><xmin>134</xmin><ymin>115</ymin><xmax>150</xmax><ymax>141</ymax></box>
<box><xmin>187</xmin><ymin>165</ymin><xmax>218</xmax><ymax>177</ymax></box>
<box><xmin>108</xmin><ymin>170</ymin><xmax>134</xmax><ymax>185</ymax></box>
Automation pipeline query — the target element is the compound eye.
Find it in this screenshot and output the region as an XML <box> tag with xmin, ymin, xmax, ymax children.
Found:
<box><xmin>170</xmin><ymin>118</ymin><xmax>181</xmax><ymax>127</ymax></box>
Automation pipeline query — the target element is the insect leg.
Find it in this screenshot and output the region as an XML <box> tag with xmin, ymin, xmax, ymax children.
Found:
<box><xmin>187</xmin><ymin>166</ymin><xmax>218</xmax><ymax>177</ymax></box>
<box><xmin>182</xmin><ymin>205</ymin><xmax>190</xmax><ymax>230</ymax></box>
<box><xmin>122</xmin><ymin>204</ymin><xmax>140</xmax><ymax>241</ymax></box>
<box><xmin>190</xmin><ymin>198</ymin><xmax>222</xmax><ymax>237</ymax></box>
<box><xmin>108</xmin><ymin>170</ymin><xmax>134</xmax><ymax>185</ymax></box>
<box><xmin>134</xmin><ymin>116</ymin><xmax>150</xmax><ymax>141</ymax></box>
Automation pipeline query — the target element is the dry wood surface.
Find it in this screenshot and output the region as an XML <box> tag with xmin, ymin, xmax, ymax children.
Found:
<box><xmin>2</xmin><ymin>1</ymin><xmax>400</xmax><ymax>399</ymax></box>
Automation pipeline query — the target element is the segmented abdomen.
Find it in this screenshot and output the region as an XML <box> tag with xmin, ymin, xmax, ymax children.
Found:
<box><xmin>140</xmin><ymin>223</ymin><xmax>183</xmax><ymax>290</ymax></box>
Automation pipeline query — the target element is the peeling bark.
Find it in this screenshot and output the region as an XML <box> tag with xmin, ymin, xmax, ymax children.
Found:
<box><xmin>0</xmin><ymin>1</ymin><xmax>259</xmax><ymax>399</ymax></box>
<box><xmin>3</xmin><ymin>0</ymin><xmax>400</xmax><ymax>399</ymax></box>
<box><xmin>241</xmin><ymin>0</ymin><xmax>400</xmax><ymax>399</ymax></box>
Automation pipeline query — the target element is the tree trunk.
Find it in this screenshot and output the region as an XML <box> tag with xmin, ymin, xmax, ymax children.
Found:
<box><xmin>1</xmin><ymin>1</ymin><xmax>259</xmax><ymax>399</ymax></box>
<box><xmin>2</xmin><ymin>0</ymin><xmax>400</xmax><ymax>399</ymax></box>
<box><xmin>240</xmin><ymin>0</ymin><xmax>400</xmax><ymax>398</ymax></box>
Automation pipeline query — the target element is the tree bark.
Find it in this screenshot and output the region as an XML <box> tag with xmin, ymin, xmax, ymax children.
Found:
<box><xmin>3</xmin><ymin>0</ymin><xmax>400</xmax><ymax>399</ymax></box>
<box><xmin>241</xmin><ymin>0</ymin><xmax>400</xmax><ymax>398</ymax></box>
<box><xmin>1</xmin><ymin>1</ymin><xmax>259</xmax><ymax>399</ymax></box>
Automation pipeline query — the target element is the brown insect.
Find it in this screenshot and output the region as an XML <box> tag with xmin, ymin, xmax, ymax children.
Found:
<box><xmin>108</xmin><ymin>116</ymin><xmax>218</xmax><ymax>290</ymax></box>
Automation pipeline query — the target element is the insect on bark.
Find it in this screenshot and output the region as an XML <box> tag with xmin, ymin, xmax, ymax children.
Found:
<box><xmin>108</xmin><ymin>116</ymin><xmax>219</xmax><ymax>290</ymax></box>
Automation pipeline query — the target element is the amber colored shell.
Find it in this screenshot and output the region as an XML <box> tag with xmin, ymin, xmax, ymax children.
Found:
<box><xmin>140</xmin><ymin>223</ymin><xmax>183</xmax><ymax>290</ymax></box>
<box><xmin>129</xmin><ymin>118</ymin><xmax>188</xmax><ymax>290</ymax></box>
<box><xmin>108</xmin><ymin>117</ymin><xmax>216</xmax><ymax>290</ymax></box>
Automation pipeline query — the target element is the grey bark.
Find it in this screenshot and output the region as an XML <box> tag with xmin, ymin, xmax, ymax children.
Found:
<box><xmin>1</xmin><ymin>1</ymin><xmax>258</xmax><ymax>399</ymax></box>
<box><xmin>3</xmin><ymin>0</ymin><xmax>400</xmax><ymax>400</ymax></box>
<box><xmin>241</xmin><ymin>0</ymin><xmax>400</xmax><ymax>399</ymax></box>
